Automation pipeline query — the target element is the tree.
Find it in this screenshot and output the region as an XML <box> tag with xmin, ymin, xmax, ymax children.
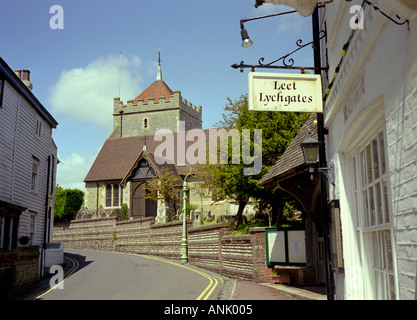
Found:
<box><xmin>145</xmin><ymin>167</ymin><xmax>182</xmax><ymax>219</ymax></box>
<box><xmin>198</xmin><ymin>94</ymin><xmax>309</xmax><ymax>230</ymax></box>
<box><xmin>54</xmin><ymin>186</ymin><xmax>84</xmax><ymax>221</ymax></box>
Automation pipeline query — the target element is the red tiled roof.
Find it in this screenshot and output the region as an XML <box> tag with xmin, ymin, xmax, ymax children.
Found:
<box><xmin>133</xmin><ymin>80</ymin><xmax>173</xmax><ymax>103</ymax></box>
<box><xmin>84</xmin><ymin>130</ymin><xmax>215</xmax><ymax>182</ymax></box>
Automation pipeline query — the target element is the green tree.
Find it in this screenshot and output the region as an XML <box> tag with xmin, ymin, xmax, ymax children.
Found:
<box><xmin>199</xmin><ymin>94</ymin><xmax>309</xmax><ymax>230</ymax></box>
<box><xmin>54</xmin><ymin>186</ymin><xmax>84</xmax><ymax>221</ymax></box>
<box><xmin>145</xmin><ymin>167</ymin><xmax>182</xmax><ymax>218</ymax></box>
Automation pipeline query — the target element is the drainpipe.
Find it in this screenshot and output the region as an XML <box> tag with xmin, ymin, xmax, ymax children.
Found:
<box><xmin>42</xmin><ymin>155</ymin><xmax>51</xmax><ymax>276</ymax></box>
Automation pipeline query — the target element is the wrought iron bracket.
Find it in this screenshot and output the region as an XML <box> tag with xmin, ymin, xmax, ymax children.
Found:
<box><xmin>309</xmin><ymin>163</ymin><xmax>335</xmax><ymax>187</ymax></box>
<box><xmin>363</xmin><ymin>0</ymin><xmax>409</xmax><ymax>26</ymax></box>
<box><xmin>231</xmin><ymin>30</ymin><xmax>328</xmax><ymax>72</ymax></box>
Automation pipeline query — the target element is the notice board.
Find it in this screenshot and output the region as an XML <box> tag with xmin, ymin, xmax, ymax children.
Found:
<box><xmin>265</xmin><ymin>228</ymin><xmax>306</xmax><ymax>266</ymax></box>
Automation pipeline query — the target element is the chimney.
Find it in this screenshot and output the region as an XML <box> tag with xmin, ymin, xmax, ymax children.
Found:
<box><xmin>15</xmin><ymin>69</ymin><xmax>22</xmax><ymax>79</ymax></box>
<box><xmin>21</xmin><ymin>70</ymin><xmax>33</xmax><ymax>91</ymax></box>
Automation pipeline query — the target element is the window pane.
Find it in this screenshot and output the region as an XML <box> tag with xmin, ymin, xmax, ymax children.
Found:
<box><xmin>379</xmin><ymin>132</ymin><xmax>386</xmax><ymax>175</ymax></box>
<box><xmin>383</xmin><ymin>177</ymin><xmax>390</xmax><ymax>223</ymax></box>
<box><xmin>389</xmin><ymin>275</ymin><xmax>396</xmax><ymax>300</ymax></box>
<box><xmin>372</xmin><ymin>139</ymin><xmax>380</xmax><ymax>180</ymax></box>
<box><xmin>366</xmin><ymin>144</ymin><xmax>373</xmax><ymax>183</ymax></box>
<box><xmin>361</xmin><ymin>151</ymin><xmax>367</xmax><ymax>187</ymax></box>
<box><xmin>376</xmin><ymin>182</ymin><xmax>383</xmax><ymax>225</ymax></box>
<box><xmin>385</xmin><ymin>230</ymin><xmax>393</xmax><ymax>271</ymax></box>
<box><xmin>106</xmin><ymin>185</ymin><xmax>112</xmax><ymax>207</ymax></box>
<box><xmin>113</xmin><ymin>184</ymin><xmax>119</xmax><ymax>207</ymax></box>
<box><xmin>31</xmin><ymin>173</ymin><xmax>36</xmax><ymax>190</ymax></box>
<box><xmin>369</xmin><ymin>187</ymin><xmax>376</xmax><ymax>226</ymax></box>
<box><xmin>363</xmin><ymin>190</ymin><xmax>369</xmax><ymax>227</ymax></box>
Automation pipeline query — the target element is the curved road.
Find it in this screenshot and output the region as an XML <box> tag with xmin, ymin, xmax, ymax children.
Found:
<box><xmin>34</xmin><ymin>249</ymin><xmax>233</xmax><ymax>300</ymax></box>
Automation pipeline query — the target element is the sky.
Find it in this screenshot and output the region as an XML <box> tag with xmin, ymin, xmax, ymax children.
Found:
<box><xmin>0</xmin><ymin>0</ymin><xmax>314</xmax><ymax>191</ymax></box>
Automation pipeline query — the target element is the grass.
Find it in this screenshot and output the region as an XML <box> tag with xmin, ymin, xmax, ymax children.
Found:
<box><xmin>229</xmin><ymin>221</ymin><xmax>269</xmax><ymax>235</ymax></box>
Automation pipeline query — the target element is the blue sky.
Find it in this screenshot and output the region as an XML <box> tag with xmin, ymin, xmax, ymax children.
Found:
<box><xmin>1</xmin><ymin>0</ymin><xmax>314</xmax><ymax>190</ymax></box>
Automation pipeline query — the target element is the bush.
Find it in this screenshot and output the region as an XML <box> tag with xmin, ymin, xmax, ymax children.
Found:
<box><xmin>55</xmin><ymin>187</ymin><xmax>84</xmax><ymax>221</ymax></box>
<box><xmin>111</xmin><ymin>203</ymin><xmax>129</xmax><ymax>221</ymax></box>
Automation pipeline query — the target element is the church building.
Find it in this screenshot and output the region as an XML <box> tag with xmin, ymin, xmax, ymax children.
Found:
<box><xmin>83</xmin><ymin>54</ymin><xmax>236</xmax><ymax>223</ymax></box>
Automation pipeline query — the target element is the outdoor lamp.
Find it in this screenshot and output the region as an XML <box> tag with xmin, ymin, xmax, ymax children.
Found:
<box><xmin>177</xmin><ymin>163</ymin><xmax>192</xmax><ymax>264</ymax></box>
<box><xmin>300</xmin><ymin>130</ymin><xmax>335</xmax><ymax>185</ymax></box>
<box><xmin>241</xmin><ymin>24</ymin><xmax>253</xmax><ymax>48</ymax></box>
<box><xmin>300</xmin><ymin>129</ymin><xmax>320</xmax><ymax>165</ymax></box>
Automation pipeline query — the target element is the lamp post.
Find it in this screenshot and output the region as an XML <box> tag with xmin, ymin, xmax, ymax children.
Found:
<box><xmin>178</xmin><ymin>163</ymin><xmax>192</xmax><ymax>264</ymax></box>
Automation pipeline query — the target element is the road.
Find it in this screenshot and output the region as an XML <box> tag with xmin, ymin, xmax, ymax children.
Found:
<box><xmin>33</xmin><ymin>249</ymin><xmax>234</xmax><ymax>300</ymax></box>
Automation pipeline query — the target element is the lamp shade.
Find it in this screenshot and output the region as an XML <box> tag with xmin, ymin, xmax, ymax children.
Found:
<box><xmin>241</xmin><ymin>27</ymin><xmax>253</xmax><ymax>48</ymax></box>
<box><xmin>300</xmin><ymin>131</ymin><xmax>320</xmax><ymax>164</ymax></box>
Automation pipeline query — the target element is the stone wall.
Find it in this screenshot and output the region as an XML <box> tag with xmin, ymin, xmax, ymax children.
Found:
<box><xmin>53</xmin><ymin>217</ymin><xmax>116</xmax><ymax>251</ymax></box>
<box><xmin>53</xmin><ymin>217</ymin><xmax>268</xmax><ymax>282</ymax></box>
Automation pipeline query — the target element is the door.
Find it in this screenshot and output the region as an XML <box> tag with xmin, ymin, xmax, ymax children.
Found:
<box><xmin>132</xmin><ymin>183</ymin><xmax>145</xmax><ymax>219</ymax></box>
<box><xmin>131</xmin><ymin>182</ymin><xmax>157</xmax><ymax>219</ymax></box>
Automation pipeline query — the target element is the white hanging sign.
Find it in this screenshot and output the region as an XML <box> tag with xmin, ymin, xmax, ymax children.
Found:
<box><xmin>248</xmin><ymin>72</ymin><xmax>323</xmax><ymax>113</ymax></box>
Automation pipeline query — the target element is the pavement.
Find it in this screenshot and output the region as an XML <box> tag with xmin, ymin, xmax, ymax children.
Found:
<box><xmin>230</xmin><ymin>279</ymin><xmax>327</xmax><ymax>300</ymax></box>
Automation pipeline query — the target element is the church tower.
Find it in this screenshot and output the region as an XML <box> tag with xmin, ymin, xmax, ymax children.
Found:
<box><xmin>111</xmin><ymin>51</ymin><xmax>203</xmax><ymax>138</ymax></box>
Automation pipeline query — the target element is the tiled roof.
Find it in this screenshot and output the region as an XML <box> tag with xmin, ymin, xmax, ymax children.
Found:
<box><xmin>133</xmin><ymin>80</ymin><xmax>174</xmax><ymax>103</ymax></box>
<box><xmin>259</xmin><ymin>113</ymin><xmax>318</xmax><ymax>186</ymax></box>
<box><xmin>84</xmin><ymin>130</ymin><xmax>214</xmax><ymax>182</ymax></box>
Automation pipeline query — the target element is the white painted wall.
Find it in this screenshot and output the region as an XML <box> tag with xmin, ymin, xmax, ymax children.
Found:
<box><xmin>323</xmin><ymin>0</ymin><xmax>417</xmax><ymax>299</ymax></box>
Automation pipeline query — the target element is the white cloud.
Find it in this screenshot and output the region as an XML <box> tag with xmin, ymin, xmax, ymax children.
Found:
<box><xmin>49</xmin><ymin>54</ymin><xmax>143</xmax><ymax>128</ymax></box>
<box><xmin>56</xmin><ymin>152</ymin><xmax>97</xmax><ymax>191</ymax></box>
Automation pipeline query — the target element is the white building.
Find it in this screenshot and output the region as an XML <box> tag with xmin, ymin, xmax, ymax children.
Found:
<box><xmin>257</xmin><ymin>0</ymin><xmax>417</xmax><ymax>299</ymax></box>
<box><xmin>0</xmin><ymin>57</ymin><xmax>59</xmax><ymax>272</ymax></box>
<box><xmin>321</xmin><ymin>0</ymin><xmax>417</xmax><ymax>300</ymax></box>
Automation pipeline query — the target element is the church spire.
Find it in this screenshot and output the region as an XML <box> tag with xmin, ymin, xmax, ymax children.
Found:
<box><xmin>157</xmin><ymin>48</ymin><xmax>162</xmax><ymax>81</ymax></box>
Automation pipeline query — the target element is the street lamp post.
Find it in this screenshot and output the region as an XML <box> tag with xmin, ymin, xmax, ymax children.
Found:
<box><xmin>178</xmin><ymin>164</ymin><xmax>192</xmax><ymax>264</ymax></box>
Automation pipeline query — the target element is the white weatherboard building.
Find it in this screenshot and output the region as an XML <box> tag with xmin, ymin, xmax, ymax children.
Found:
<box><xmin>321</xmin><ymin>0</ymin><xmax>417</xmax><ymax>300</ymax></box>
<box><xmin>0</xmin><ymin>57</ymin><xmax>60</xmax><ymax>273</ymax></box>
<box><xmin>258</xmin><ymin>0</ymin><xmax>417</xmax><ymax>300</ymax></box>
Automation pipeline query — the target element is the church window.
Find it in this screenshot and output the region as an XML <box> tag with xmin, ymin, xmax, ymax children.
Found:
<box><xmin>144</xmin><ymin>118</ymin><xmax>148</xmax><ymax>128</ymax></box>
<box><xmin>105</xmin><ymin>184</ymin><xmax>123</xmax><ymax>207</ymax></box>
<box><xmin>132</xmin><ymin>159</ymin><xmax>156</xmax><ymax>179</ymax></box>
<box><xmin>113</xmin><ymin>184</ymin><xmax>119</xmax><ymax>207</ymax></box>
<box><xmin>106</xmin><ymin>185</ymin><xmax>112</xmax><ymax>207</ymax></box>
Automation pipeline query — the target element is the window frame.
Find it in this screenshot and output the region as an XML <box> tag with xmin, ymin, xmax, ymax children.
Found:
<box><xmin>31</xmin><ymin>157</ymin><xmax>40</xmax><ymax>192</ymax></box>
<box><xmin>105</xmin><ymin>183</ymin><xmax>124</xmax><ymax>208</ymax></box>
<box><xmin>351</xmin><ymin>129</ymin><xmax>397</xmax><ymax>300</ymax></box>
